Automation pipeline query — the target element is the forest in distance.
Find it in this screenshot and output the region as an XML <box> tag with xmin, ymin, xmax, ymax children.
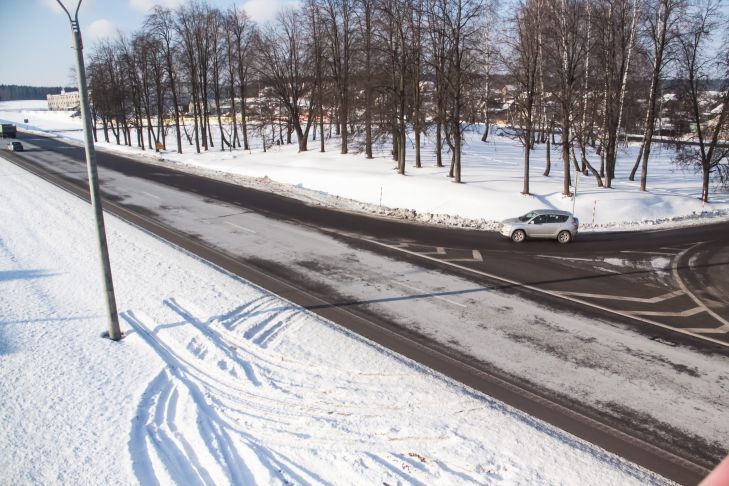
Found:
<box><xmin>0</xmin><ymin>85</ymin><xmax>70</xmax><ymax>102</ymax></box>
<box><xmin>81</xmin><ymin>0</ymin><xmax>729</xmax><ymax>202</ymax></box>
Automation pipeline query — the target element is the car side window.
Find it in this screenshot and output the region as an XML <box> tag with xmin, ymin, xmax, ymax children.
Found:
<box><xmin>532</xmin><ymin>215</ymin><xmax>548</xmax><ymax>224</ymax></box>
<box><xmin>548</xmin><ymin>214</ymin><xmax>568</xmax><ymax>223</ymax></box>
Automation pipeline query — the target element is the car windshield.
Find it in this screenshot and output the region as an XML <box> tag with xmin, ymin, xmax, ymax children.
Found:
<box><xmin>518</xmin><ymin>211</ymin><xmax>537</xmax><ymax>222</ymax></box>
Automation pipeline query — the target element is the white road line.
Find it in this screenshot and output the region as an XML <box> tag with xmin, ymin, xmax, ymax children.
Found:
<box><xmin>672</xmin><ymin>243</ymin><xmax>729</xmax><ymax>333</ymax></box>
<box><xmin>537</xmin><ymin>255</ymin><xmax>596</xmax><ymax>262</ymax></box>
<box><xmin>141</xmin><ymin>191</ymin><xmax>161</xmax><ymax>200</ymax></box>
<box><xmin>363</xmin><ymin>237</ymin><xmax>729</xmax><ymax>347</ymax></box>
<box><xmin>688</xmin><ymin>326</ymin><xmax>729</xmax><ymax>334</ymax></box>
<box><xmin>391</xmin><ymin>281</ymin><xmax>467</xmax><ymax>308</ymax></box>
<box><xmin>557</xmin><ymin>289</ymin><xmax>684</xmax><ymax>303</ymax></box>
<box><xmin>627</xmin><ymin>307</ymin><xmax>704</xmax><ymax>317</ymax></box>
<box><xmin>223</xmin><ymin>221</ymin><xmax>256</xmax><ymax>234</ymax></box>
<box><xmin>445</xmin><ymin>249</ymin><xmax>483</xmax><ymax>263</ymax></box>
<box><xmin>659</xmin><ymin>247</ymin><xmax>686</xmax><ymax>251</ymax></box>
<box><xmin>620</xmin><ymin>250</ymin><xmax>676</xmax><ymax>256</ymax></box>
<box><xmin>421</xmin><ymin>246</ymin><xmax>447</xmax><ymax>255</ymax></box>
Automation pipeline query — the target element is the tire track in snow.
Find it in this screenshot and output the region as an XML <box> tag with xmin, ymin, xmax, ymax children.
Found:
<box><xmin>125</xmin><ymin>310</ymin><xmax>321</xmax><ymax>485</ymax></box>
<box><xmin>122</xmin><ymin>305</ymin><xmax>440</xmax><ymax>484</ymax></box>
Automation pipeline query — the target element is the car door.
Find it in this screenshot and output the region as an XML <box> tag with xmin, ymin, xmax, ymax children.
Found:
<box><xmin>543</xmin><ymin>214</ymin><xmax>562</xmax><ymax>237</ymax></box>
<box><xmin>528</xmin><ymin>214</ymin><xmax>549</xmax><ymax>237</ymax></box>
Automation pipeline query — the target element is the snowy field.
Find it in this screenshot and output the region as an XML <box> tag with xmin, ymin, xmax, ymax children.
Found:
<box><xmin>0</xmin><ymin>155</ymin><xmax>670</xmax><ymax>484</ymax></box>
<box><xmin>2</xmin><ymin>100</ymin><xmax>727</xmax><ymax>232</ymax></box>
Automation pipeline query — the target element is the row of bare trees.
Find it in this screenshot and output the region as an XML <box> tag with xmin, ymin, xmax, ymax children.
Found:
<box><xmin>507</xmin><ymin>0</ymin><xmax>728</xmax><ymax>201</ymax></box>
<box><xmin>86</xmin><ymin>0</ymin><xmax>728</xmax><ymax>200</ymax></box>
<box><xmin>87</xmin><ymin>0</ymin><xmax>492</xmax><ymax>184</ymax></box>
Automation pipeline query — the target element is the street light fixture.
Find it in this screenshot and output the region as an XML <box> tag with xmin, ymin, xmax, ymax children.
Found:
<box><xmin>56</xmin><ymin>0</ymin><xmax>122</xmax><ymax>341</ymax></box>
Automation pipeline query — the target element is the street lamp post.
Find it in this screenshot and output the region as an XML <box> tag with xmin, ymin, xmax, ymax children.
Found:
<box><xmin>56</xmin><ymin>0</ymin><xmax>122</xmax><ymax>341</ymax></box>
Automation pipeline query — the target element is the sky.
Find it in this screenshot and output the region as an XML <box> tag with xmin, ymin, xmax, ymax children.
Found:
<box><xmin>0</xmin><ymin>0</ymin><xmax>298</xmax><ymax>86</ymax></box>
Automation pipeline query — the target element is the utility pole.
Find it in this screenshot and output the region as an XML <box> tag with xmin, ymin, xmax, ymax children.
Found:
<box><xmin>56</xmin><ymin>0</ymin><xmax>122</xmax><ymax>341</ymax></box>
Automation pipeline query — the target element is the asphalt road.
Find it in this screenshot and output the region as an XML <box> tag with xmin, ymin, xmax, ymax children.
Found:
<box><xmin>4</xmin><ymin>131</ymin><xmax>729</xmax><ymax>484</ymax></box>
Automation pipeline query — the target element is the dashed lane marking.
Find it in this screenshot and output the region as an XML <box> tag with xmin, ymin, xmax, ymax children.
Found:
<box><xmin>537</xmin><ymin>255</ymin><xmax>596</xmax><ymax>262</ymax></box>
<box><xmin>391</xmin><ymin>281</ymin><xmax>468</xmax><ymax>308</ymax></box>
<box><xmin>141</xmin><ymin>191</ymin><xmax>161</xmax><ymax>200</ymax></box>
<box><xmin>224</xmin><ymin>221</ymin><xmax>257</xmax><ymax>234</ymax></box>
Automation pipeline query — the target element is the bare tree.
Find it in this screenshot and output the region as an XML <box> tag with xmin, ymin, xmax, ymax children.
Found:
<box><xmin>673</xmin><ymin>0</ymin><xmax>729</xmax><ymax>202</ymax></box>
<box><xmin>428</xmin><ymin>0</ymin><xmax>485</xmax><ymax>183</ymax></box>
<box><xmin>629</xmin><ymin>0</ymin><xmax>682</xmax><ymax>190</ymax></box>
<box><xmin>544</xmin><ymin>0</ymin><xmax>588</xmax><ymax>195</ymax></box>
<box><xmin>228</xmin><ymin>7</ymin><xmax>255</xmax><ymax>151</ymax></box>
<box><xmin>508</xmin><ymin>0</ymin><xmax>541</xmax><ymax>194</ymax></box>
<box><xmin>146</xmin><ymin>6</ymin><xmax>183</xmax><ymax>153</ymax></box>
<box><xmin>175</xmin><ymin>3</ymin><xmax>202</xmax><ymax>153</ymax></box>
<box><xmin>357</xmin><ymin>0</ymin><xmax>376</xmax><ymax>158</ymax></box>
<box><xmin>256</xmin><ymin>9</ymin><xmax>316</xmax><ymax>151</ymax></box>
<box><xmin>322</xmin><ymin>0</ymin><xmax>355</xmax><ymax>154</ymax></box>
<box><xmin>594</xmin><ymin>0</ymin><xmax>641</xmax><ymax>188</ymax></box>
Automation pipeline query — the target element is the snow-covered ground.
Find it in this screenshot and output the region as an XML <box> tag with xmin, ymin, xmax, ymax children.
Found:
<box><xmin>2</xmin><ymin>100</ymin><xmax>727</xmax><ymax>232</ymax></box>
<box><xmin>0</xmin><ymin>156</ymin><xmax>671</xmax><ymax>484</ymax></box>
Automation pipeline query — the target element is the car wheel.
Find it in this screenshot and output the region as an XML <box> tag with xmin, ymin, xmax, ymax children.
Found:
<box><xmin>557</xmin><ymin>230</ymin><xmax>572</xmax><ymax>244</ymax></box>
<box><xmin>511</xmin><ymin>229</ymin><xmax>526</xmax><ymax>243</ymax></box>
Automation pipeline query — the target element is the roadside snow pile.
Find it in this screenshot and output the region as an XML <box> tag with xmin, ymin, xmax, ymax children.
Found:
<box><xmin>0</xmin><ymin>156</ymin><xmax>669</xmax><ymax>484</ymax></box>
<box><xmin>3</xmin><ymin>99</ymin><xmax>727</xmax><ymax>233</ymax></box>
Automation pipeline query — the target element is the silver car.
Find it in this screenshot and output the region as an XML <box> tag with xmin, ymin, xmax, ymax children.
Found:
<box><xmin>501</xmin><ymin>209</ymin><xmax>578</xmax><ymax>244</ymax></box>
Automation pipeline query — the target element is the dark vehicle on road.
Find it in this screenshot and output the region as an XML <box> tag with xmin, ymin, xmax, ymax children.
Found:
<box><xmin>7</xmin><ymin>141</ymin><xmax>23</xmax><ymax>152</ymax></box>
<box><xmin>1</xmin><ymin>124</ymin><xmax>17</xmax><ymax>139</ymax></box>
<box><xmin>501</xmin><ymin>209</ymin><xmax>579</xmax><ymax>244</ymax></box>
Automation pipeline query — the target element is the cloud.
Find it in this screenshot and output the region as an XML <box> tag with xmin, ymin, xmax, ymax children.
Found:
<box><xmin>39</xmin><ymin>0</ymin><xmax>63</xmax><ymax>14</ymax></box>
<box><xmin>85</xmin><ymin>18</ymin><xmax>116</xmax><ymax>42</ymax></box>
<box><xmin>242</xmin><ymin>0</ymin><xmax>301</xmax><ymax>23</ymax></box>
<box><xmin>128</xmin><ymin>0</ymin><xmax>185</xmax><ymax>13</ymax></box>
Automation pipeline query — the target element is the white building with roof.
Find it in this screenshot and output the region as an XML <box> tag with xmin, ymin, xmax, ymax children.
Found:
<box><xmin>47</xmin><ymin>89</ymin><xmax>80</xmax><ymax>111</ymax></box>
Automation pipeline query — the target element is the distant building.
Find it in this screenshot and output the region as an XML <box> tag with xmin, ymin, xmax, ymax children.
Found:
<box><xmin>47</xmin><ymin>89</ymin><xmax>80</xmax><ymax>111</ymax></box>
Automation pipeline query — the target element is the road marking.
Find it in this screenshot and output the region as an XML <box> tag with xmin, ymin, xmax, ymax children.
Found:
<box><xmin>627</xmin><ymin>307</ymin><xmax>704</xmax><ymax>317</ymax></box>
<box><xmin>141</xmin><ymin>191</ymin><xmax>161</xmax><ymax>200</ymax></box>
<box><xmin>362</xmin><ymin>236</ymin><xmax>729</xmax><ymax>349</ymax></box>
<box><xmin>659</xmin><ymin>247</ymin><xmax>686</xmax><ymax>251</ymax></box>
<box><xmin>557</xmin><ymin>289</ymin><xmax>684</xmax><ymax>303</ymax></box>
<box><xmin>224</xmin><ymin>221</ymin><xmax>256</xmax><ymax>234</ymax></box>
<box><xmin>671</xmin><ymin>243</ymin><xmax>729</xmax><ymax>333</ymax></box>
<box><xmin>537</xmin><ymin>255</ymin><xmax>596</xmax><ymax>262</ymax></box>
<box><xmin>445</xmin><ymin>249</ymin><xmax>483</xmax><ymax>263</ymax></box>
<box><xmin>391</xmin><ymin>281</ymin><xmax>467</xmax><ymax>308</ymax></box>
<box><xmin>620</xmin><ymin>250</ymin><xmax>676</xmax><ymax>256</ymax></box>
<box><xmin>421</xmin><ymin>246</ymin><xmax>447</xmax><ymax>255</ymax></box>
<box><xmin>688</xmin><ymin>327</ymin><xmax>729</xmax><ymax>334</ymax></box>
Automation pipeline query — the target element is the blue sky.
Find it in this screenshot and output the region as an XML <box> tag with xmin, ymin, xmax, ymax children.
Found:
<box><xmin>0</xmin><ymin>0</ymin><xmax>297</xmax><ymax>86</ymax></box>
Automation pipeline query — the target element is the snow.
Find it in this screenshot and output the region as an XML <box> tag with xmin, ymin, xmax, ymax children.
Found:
<box><xmin>0</xmin><ymin>156</ymin><xmax>670</xmax><ymax>484</ymax></box>
<box><xmin>2</xmin><ymin>100</ymin><xmax>727</xmax><ymax>233</ymax></box>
